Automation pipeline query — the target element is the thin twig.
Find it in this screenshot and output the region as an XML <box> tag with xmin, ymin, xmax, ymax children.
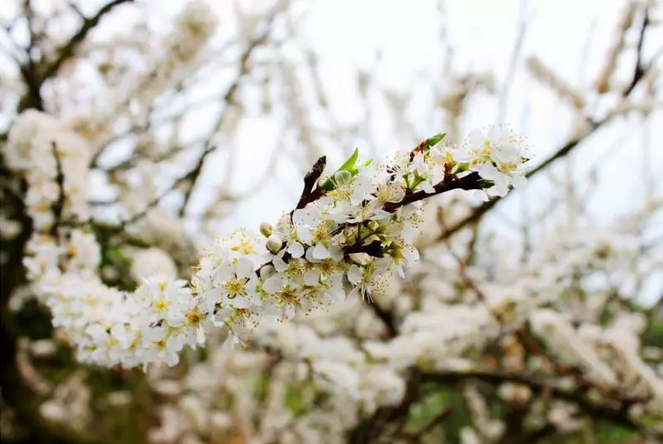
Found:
<box><xmin>400</xmin><ymin>407</ymin><xmax>452</xmax><ymax>441</ymax></box>
<box><xmin>421</xmin><ymin>369</ymin><xmax>652</xmax><ymax>437</ymax></box>
<box><xmin>438</xmin><ymin>16</ymin><xmax>656</xmax><ymax>241</ymax></box>
<box><xmin>385</xmin><ymin>172</ymin><xmax>487</xmax><ymax>213</ymax></box>
<box><xmin>436</xmin><ymin>210</ymin><xmax>642</xmax><ymax>402</ymax></box>
<box><xmin>117</xmin><ymin>146</ymin><xmax>216</xmax><ymax>231</ymax></box>
<box><xmin>624</xmin><ymin>4</ymin><xmax>650</xmax><ymax>96</ymax></box>
<box><xmin>295</xmin><ymin>156</ymin><xmax>327</xmax><ymax>210</ymax></box>
<box><xmin>42</xmin><ymin>0</ymin><xmax>133</xmax><ymax>81</ymax></box>
<box><xmin>178</xmin><ymin>145</ymin><xmax>218</xmax><ymax>217</ymax></box>
<box><xmin>498</xmin><ymin>0</ymin><xmax>530</xmax><ymax>124</ymax></box>
<box><xmin>511</xmin><ymin>424</ymin><xmax>557</xmax><ymax>444</ymax></box>
<box><xmin>50</xmin><ymin>142</ymin><xmax>65</xmax><ymax>236</ymax></box>
<box><xmin>178</xmin><ymin>24</ymin><xmax>276</xmax><ymax>217</ymax></box>
<box><xmin>594</xmin><ymin>0</ymin><xmax>638</xmax><ymax>93</ymax></box>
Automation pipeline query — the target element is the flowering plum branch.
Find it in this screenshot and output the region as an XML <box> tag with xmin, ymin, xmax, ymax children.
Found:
<box><xmin>12</xmin><ymin>118</ymin><xmax>529</xmax><ymax>370</ymax></box>
<box><xmin>2</xmin><ymin>1</ymin><xmax>661</xmax><ymax>442</ymax></box>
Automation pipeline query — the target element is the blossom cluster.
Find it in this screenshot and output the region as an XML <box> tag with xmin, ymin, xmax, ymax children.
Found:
<box><xmin>145</xmin><ymin>219</ymin><xmax>663</xmax><ymax>443</ymax></box>
<box><xmin>9</xmin><ymin>109</ymin><xmax>530</xmax><ymax>368</ymax></box>
<box><xmin>23</xmin><ymin>230</ymin><xmax>206</xmax><ymax>368</ymax></box>
<box><xmin>6</xmin><ymin>110</ymin><xmax>91</xmax><ymax>230</ymax></box>
<box><xmin>10</xmin><ymin>111</ymin><xmax>206</xmax><ymax>368</ymax></box>
<box><xmin>192</xmin><ymin>127</ymin><xmax>529</xmax><ymax>345</ymax></box>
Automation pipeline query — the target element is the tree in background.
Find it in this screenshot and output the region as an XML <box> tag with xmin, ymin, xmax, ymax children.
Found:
<box><xmin>1</xmin><ymin>0</ymin><xmax>661</xmax><ymax>443</ymax></box>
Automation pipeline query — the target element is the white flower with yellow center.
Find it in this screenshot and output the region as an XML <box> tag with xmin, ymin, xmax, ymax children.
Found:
<box><xmin>206</xmin><ymin>257</ymin><xmax>260</xmax><ymax>310</ymax></box>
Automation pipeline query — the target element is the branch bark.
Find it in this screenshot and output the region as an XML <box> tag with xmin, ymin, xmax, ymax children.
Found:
<box><xmin>420</xmin><ymin>369</ymin><xmax>652</xmax><ymax>436</ymax></box>
<box><xmin>438</xmin><ymin>14</ymin><xmax>656</xmax><ymax>241</ymax></box>
<box><xmin>41</xmin><ymin>0</ymin><xmax>133</xmax><ymax>81</ymax></box>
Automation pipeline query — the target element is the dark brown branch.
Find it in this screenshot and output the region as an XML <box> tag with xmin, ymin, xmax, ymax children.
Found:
<box><xmin>514</xmin><ymin>329</ymin><xmax>587</xmax><ymax>385</ymax></box>
<box><xmin>16</xmin><ymin>0</ymin><xmax>131</xmax><ymax>112</ymax></box>
<box><xmin>438</xmin><ymin>15</ymin><xmax>656</xmax><ymax>241</ymax></box>
<box><xmin>510</xmin><ymin>424</ymin><xmax>557</xmax><ymax>444</ymax></box>
<box><xmin>385</xmin><ymin>171</ymin><xmax>486</xmax><ymax>213</ymax></box>
<box><xmin>178</xmin><ymin>145</ymin><xmax>217</xmax><ymax>217</ymax></box>
<box><xmin>179</xmin><ymin>26</ymin><xmax>274</xmax><ymax>217</ymax></box>
<box><xmin>437</xmin><ymin>210</ymin><xmax>646</xmax><ymax>420</ymax></box>
<box><xmin>367</xmin><ymin>300</ymin><xmax>397</xmax><ymax>338</ymax></box>
<box><xmin>343</xmin><ymin>239</ymin><xmax>384</xmax><ymax>257</ymax></box>
<box><xmin>115</xmin><ymin>146</ymin><xmax>216</xmax><ymax>231</ymax></box>
<box><xmin>420</xmin><ymin>370</ymin><xmax>651</xmax><ymax>436</ymax></box>
<box><xmin>16</xmin><ymin>1</ymin><xmax>43</xmax><ymax>111</ymax></box>
<box><xmin>296</xmin><ymin>156</ymin><xmax>327</xmax><ymax>210</ymax></box>
<box><xmin>0</xmin><ymin>152</ymin><xmax>119</xmax><ymax>443</ymax></box>
<box><xmin>41</xmin><ymin>0</ymin><xmax>133</xmax><ymax>81</ymax></box>
<box><xmin>400</xmin><ymin>406</ymin><xmax>452</xmax><ymax>441</ymax></box>
<box><xmin>624</xmin><ymin>5</ymin><xmax>650</xmax><ymax>97</ymax></box>
<box><xmin>438</xmin><ymin>136</ymin><xmax>590</xmax><ymax>240</ymax></box>
<box><xmin>50</xmin><ymin>142</ymin><xmax>65</xmax><ymax>236</ymax></box>
<box><xmin>348</xmin><ymin>367</ymin><xmax>422</xmax><ymax>444</ymax></box>
<box><xmin>594</xmin><ymin>1</ymin><xmax>638</xmax><ymax>94</ymax></box>
<box><xmin>17</xmin><ymin>64</ymin><xmax>42</xmax><ymax>111</ymax></box>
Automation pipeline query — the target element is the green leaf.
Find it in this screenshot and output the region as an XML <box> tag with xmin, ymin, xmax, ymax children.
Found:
<box><xmin>338</xmin><ymin>147</ymin><xmax>360</xmax><ymax>173</ymax></box>
<box><xmin>453</xmin><ymin>162</ymin><xmax>470</xmax><ymax>174</ymax></box>
<box><xmin>285</xmin><ymin>384</ymin><xmax>307</xmax><ymax>417</ymax></box>
<box><xmin>254</xmin><ymin>375</ymin><xmax>270</xmax><ymax>402</ymax></box>
<box><xmin>104</xmin><ymin>247</ymin><xmax>131</xmax><ymax>269</ymax></box>
<box><xmin>320</xmin><ymin>177</ymin><xmax>336</xmax><ymax>191</ymax></box>
<box><xmin>423</xmin><ymin>132</ymin><xmax>446</xmax><ymax>150</ymax></box>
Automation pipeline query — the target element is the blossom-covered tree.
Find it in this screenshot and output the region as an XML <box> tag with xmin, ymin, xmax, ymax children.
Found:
<box><xmin>1</xmin><ymin>1</ymin><xmax>661</xmax><ymax>443</ymax></box>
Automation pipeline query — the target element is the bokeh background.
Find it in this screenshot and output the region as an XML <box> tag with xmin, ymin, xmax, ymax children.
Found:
<box><xmin>1</xmin><ymin>0</ymin><xmax>662</xmax><ymax>443</ymax></box>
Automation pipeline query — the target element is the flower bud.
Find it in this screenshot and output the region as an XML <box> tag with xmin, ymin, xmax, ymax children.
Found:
<box><xmin>259</xmin><ymin>222</ymin><xmax>273</xmax><ymax>237</ymax></box>
<box><xmin>266</xmin><ymin>235</ymin><xmax>283</xmax><ymax>254</ymax></box>
<box><xmin>334</xmin><ymin>170</ymin><xmax>352</xmax><ymax>186</ymax></box>
<box><xmin>259</xmin><ymin>264</ymin><xmax>276</xmax><ymax>279</ymax></box>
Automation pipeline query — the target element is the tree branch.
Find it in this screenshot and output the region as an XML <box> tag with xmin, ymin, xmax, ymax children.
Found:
<box><xmin>348</xmin><ymin>367</ymin><xmax>422</xmax><ymax>444</ymax></box>
<box><xmin>50</xmin><ymin>142</ymin><xmax>65</xmax><ymax>236</ymax></box>
<box><xmin>421</xmin><ymin>369</ymin><xmax>652</xmax><ymax>436</ymax></box>
<box><xmin>624</xmin><ymin>4</ymin><xmax>650</xmax><ymax>96</ymax></box>
<box><xmin>178</xmin><ymin>145</ymin><xmax>218</xmax><ymax>217</ymax></box>
<box><xmin>367</xmin><ymin>299</ymin><xmax>398</xmax><ymax>338</ymax></box>
<box><xmin>510</xmin><ymin>424</ymin><xmax>557</xmax><ymax>444</ymax></box>
<box><xmin>296</xmin><ymin>155</ymin><xmax>327</xmax><ymax>210</ymax></box>
<box><xmin>385</xmin><ymin>172</ymin><xmax>486</xmax><ymax>213</ymax></box>
<box><xmin>438</xmin><ymin>14</ymin><xmax>656</xmax><ymax>241</ymax></box>
<box><xmin>41</xmin><ymin>0</ymin><xmax>133</xmax><ymax>81</ymax></box>
<box><xmin>115</xmin><ymin>146</ymin><xmax>217</xmax><ymax>231</ymax></box>
<box><xmin>400</xmin><ymin>406</ymin><xmax>452</xmax><ymax>442</ymax></box>
<box><xmin>179</xmin><ymin>25</ymin><xmax>275</xmax><ymax>217</ymax></box>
